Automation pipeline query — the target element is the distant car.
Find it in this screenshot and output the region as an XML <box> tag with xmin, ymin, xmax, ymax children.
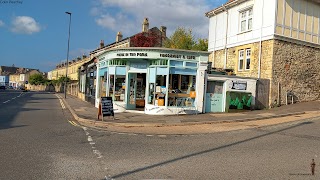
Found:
<box><xmin>0</xmin><ymin>85</ymin><xmax>5</xmax><ymax>90</ymax></box>
<box><xmin>8</xmin><ymin>86</ymin><xmax>13</xmax><ymax>89</ymax></box>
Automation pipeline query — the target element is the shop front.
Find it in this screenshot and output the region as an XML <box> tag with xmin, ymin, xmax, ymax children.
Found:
<box><xmin>95</xmin><ymin>48</ymin><xmax>209</xmax><ymax>115</ymax></box>
<box><xmin>205</xmin><ymin>75</ymin><xmax>257</xmax><ymax>113</ymax></box>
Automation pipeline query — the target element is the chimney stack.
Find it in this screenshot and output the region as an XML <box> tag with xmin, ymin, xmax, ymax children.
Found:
<box><xmin>160</xmin><ymin>26</ymin><xmax>167</xmax><ymax>38</ymax></box>
<box><xmin>116</xmin><ymin>31</ymin><xmax>123</xmax><ymax>42</ymax></box>
<box><xmin>142</xmin><ymin>18</ymin><xmax>149</xmax><ymax>32</ymax></box>
<box><xmin>100</xmin><ymin>40</ymin><xmax>104</xmax><ymax>48</ymax></box>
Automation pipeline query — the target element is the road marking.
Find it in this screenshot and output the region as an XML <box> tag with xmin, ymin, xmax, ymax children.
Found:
<box><xmin>12</xmin><ymin>97</ymin><xmax>16</xmax><ymax>99</ymax></box>
<box><xmin>68</xmin><ymin>120</ymin><xmax>79</xmax><ymax>127</ymax></box>
<box><xmin>3</xmin><ymin>100</ymin><xmax>10</xmax><ymax>104</ymax></box>
<box><xmin>87</xmin><ymin>136</ymin><xmax>93</xmax><ymax>142</ymax></box>
<box><xmin>55</xmin><ymin>94</ymin><xmax>65</xmax><ymax>109</ymax></box>
<box><xmin>82</xmin><ymin>128</ymin><xmax>104</xmax><ymax>160</ymax></box>
<box><xmin>93</xmin><ymin>149</ymin><xmax>102</xmax><ymax>158</ymax></box>
<box><xmin>127</xmin><ymin>133</ymin><xmax>138</xmax><ymax>136</ymax></box>
<box><xmin>59</xmin><ymin>99</ymin><xmax>66</xmax><ymax>109</ymax></box>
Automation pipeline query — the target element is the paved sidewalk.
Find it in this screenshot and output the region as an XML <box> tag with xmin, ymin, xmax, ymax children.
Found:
<box><xmin>57</xmin><ymin>93</ymin><xmax>320</xmax><ymax>134</ymax></box>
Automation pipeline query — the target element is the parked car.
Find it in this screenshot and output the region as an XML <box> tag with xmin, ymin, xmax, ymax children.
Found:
<box><xmin>0</xmin><ymin>85</ymin><xmax>5</xmax><ymax>90</ymax></box>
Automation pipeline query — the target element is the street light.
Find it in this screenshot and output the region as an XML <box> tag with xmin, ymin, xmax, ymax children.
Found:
<box><xmin>64</xmin><ymin>11</ymin><xmax>71</xmax><ymax>99</ymax></box>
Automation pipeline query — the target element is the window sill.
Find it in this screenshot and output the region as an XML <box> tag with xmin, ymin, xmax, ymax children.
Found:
<box><xmin>237</xmin><ymin>30</ymin><xmax>252</xmax><ymax>35</ymax></box>
<box><xmin>237</xmin><ymin>69</ymin><xmax>250</xmax><ymax>72</ymax></box>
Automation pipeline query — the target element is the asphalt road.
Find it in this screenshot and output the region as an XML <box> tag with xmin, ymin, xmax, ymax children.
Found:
<box><xmin>1</xmin><ymin>91</ymin><xmax>320</xmax><ymax>179</ymax></box>
<box><xmin>0</xmin><ymin>91</ymin><xmax>105</xmax><ymax>179</ymax></box>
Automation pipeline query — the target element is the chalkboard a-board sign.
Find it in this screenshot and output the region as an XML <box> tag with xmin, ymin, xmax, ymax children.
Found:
<box><xmin>100</xmin><ymin>97</ymin><xmax>114</xmax><ymax>120</ymax></box>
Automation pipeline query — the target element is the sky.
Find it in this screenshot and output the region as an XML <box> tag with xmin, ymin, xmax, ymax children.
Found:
<box><xmin>0</xmin><ymin>0</ymin><xmax>227</xmax><ymax>73</ymax></box>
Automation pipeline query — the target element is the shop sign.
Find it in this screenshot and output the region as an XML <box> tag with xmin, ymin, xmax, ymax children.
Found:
<box><xmin>160</xmin><ymin>53</ymin><xmax>195</xmax><ymax>60</ymax></box>
<box><xmin>100</xmin><ymin>97</ymin><xmax>114</xmax><ymax>118</ymax></box>
<box><xmin>116</xmin><ymin>52</ymin><xmax>148</xmax><ymax>57</ymax></box>
<box><xmin>230</xmin><ymin>81</ymin><xmax>247</xmax><ymax>90</ymax></box>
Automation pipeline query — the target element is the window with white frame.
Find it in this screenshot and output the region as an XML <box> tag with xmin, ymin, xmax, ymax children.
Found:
<box><xmin>245</xmin><ymin>49</ymin><xmax>251</xmax><ymax>70</ymax></box>
<box><xmin>240</xmin><ymin>8</ymin><xmax>253</xmax><ymax>32</ymax></box>
<box><xmin>238</xmin><ymin>50</ymin><xmax>244</xmax><ymax>71</ymax></box>
<box><xmin>238</xmin><ymin>48</ymin><xmax>251</xmax><ymax>71</ymax></box>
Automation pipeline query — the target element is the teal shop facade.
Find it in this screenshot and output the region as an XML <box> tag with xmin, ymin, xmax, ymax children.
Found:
<box><xmin>95</xmin><ymin>47</ymin><xmax>209</xmax><ymax>115</ymax></box>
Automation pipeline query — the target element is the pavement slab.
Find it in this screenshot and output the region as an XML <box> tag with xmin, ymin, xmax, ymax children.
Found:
<box><xmin>55</xmin><ymin>93</ymin><xmax>320</xmax><ymax>135</ymax></box>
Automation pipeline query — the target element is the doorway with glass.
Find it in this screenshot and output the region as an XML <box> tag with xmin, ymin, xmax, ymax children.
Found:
<box><xmin>127</xmin><ymin>73</ymin><xmax>146</xmax><ymax>110</ymax></box>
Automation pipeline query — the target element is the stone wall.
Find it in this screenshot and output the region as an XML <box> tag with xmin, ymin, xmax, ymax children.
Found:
<box><xmin>211</xmin><ymin>49</ymin><xmax>225</xmax><ymax>69</ymax></box>
<box><xmin>272</xmin><ymin>39</ymin><xmax>320</xmax><ymax>104</ymax></box>
<box><xmin>210</xmin><ymin>40</ymin><xmax>274</xmax><ymax>109</ymax></box>
<box><xmin>210</xmin><ymin>40</ymin><xmax>274</xmax><ymax>79</ymax></box>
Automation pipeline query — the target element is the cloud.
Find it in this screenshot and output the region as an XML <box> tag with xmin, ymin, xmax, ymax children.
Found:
<box><xmin>0</xmin><ymin>20</ymin><xmax>4</xmax><ymax>27</ymax></box>
<box><xmin>95</xmin><ymin>13</ymin><xmax>136</xmax><ymax>35</ymax></box>
<box><xmin>92</xmin><ymin>0</ymin><xmax>226</xmax><ymax>38</ymax></box>
<box><xmin>11</xmin><ymin>16</ymin><xmax>41</xmax><ymax>34</ymax></box>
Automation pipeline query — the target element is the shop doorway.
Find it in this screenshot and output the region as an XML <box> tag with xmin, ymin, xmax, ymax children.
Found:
<box><xmin>127</xmin><ymin>73</ymin><xmax>146</xmax><ymax>110</ymax></box>
<box><xmin>205</xmin><ymin>81</ymin><xmax>224</xmax><ymax>113</ymax></box>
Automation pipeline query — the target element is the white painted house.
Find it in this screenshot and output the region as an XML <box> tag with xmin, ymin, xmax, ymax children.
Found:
<box><xmin>206</xmin><ymin>0</ymin><xmax>320</xmax><ymax>110</ymax></box>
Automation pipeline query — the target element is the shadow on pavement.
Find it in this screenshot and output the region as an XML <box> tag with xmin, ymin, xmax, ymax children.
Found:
<box><xmin>111</xmin><ymin>121</ymin><xmax>312</xmax><ymax>179</ymax></box>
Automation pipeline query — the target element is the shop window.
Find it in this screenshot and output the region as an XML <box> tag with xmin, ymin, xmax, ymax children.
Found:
<box><xmin>109</xmin><ymin>59</ymin><xmax>127</xmax><ymax>66</ymax></box>
<box><xmin>114</xmin><ymin>75</ymin><xmax>126</xmax><ymax>101</ymax></box>
<box><xmin>168</xmin><ymin>74</ymin><xmax>196</xmax><ymax>107</ymax></box>
<box><xmin>99</xmin><ymin>76</ymin><xmax>107</xmax><ymax>97</ymax></box>
<box><xmin>148</xmin><ymin>83</ymin><xmax>155</xmax><ymax>105</ymax></box>
<box><xmin>109</xmin><ymin>75</ymin><xmax>114</xmax><ymax>98</ymax></box>
<box><xmin>108</xmin><ymin>74</ymin><xmax>126</xmax><ymax>101</ymax></box>
<box><xmin>154</xmin><ymin>75</ymin><xmax>167</xmax><ymax>106</ymax></box>
<box><xmin>170</xmin><ymin>60</ymin><xmax>183</xmax><ymax>67</ymax></box>
<box><xmin>150</xmin><ymin>59</ymin><xmax>168</xmax><ymax>66</ymax></box>
<box><xmin>185</xmin><ymin>62</ymin><xmax>197</xmax><ymax>67</ymax></box>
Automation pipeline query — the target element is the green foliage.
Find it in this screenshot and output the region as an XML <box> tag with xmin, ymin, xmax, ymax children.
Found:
<box><xmin>164</xmin><ymin>27</ymin><xmax>208</xmax><ymax>51</ymax></box>
<box><xmin>29</xmin><ymin>73</ymin><xmax>46</xmax><ymax>85</ymax></box>
<box><xmin>192</xmin><ymin>38</ymin><xmax>208</xmax><ymax>51</ymax></box>
<box><xmin>57</xmin><ymin>76</ymin><xmax>70</xmax><ymax>84</ymax></box>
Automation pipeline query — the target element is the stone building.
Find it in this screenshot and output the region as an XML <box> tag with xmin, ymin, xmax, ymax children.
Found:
<box><xmin>89</xmin><ymin>18</ymin><xmax>167</xmax><ymax>59</ymax></box>
<box><xmin>206</xmin><ymin>0</ymin><xmax>320</xmax><ymax>109</ymax></box>
<box><xmin>48</xmin><ymin>54</ymin><xmax>89</xmax><ymax>81</ymax></box>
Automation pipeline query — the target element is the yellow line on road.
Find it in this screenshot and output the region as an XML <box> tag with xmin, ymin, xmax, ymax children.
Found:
<box><xmin>68</xmin><ymin>120</ymin><xmax>79</xmax><ymax>127</ymax></box>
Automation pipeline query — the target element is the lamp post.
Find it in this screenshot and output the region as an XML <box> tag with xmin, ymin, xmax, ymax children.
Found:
<box><xmin>64</xmin><ymin>11</ymin><xmax>71</xmax><ymax>99</ymax></box>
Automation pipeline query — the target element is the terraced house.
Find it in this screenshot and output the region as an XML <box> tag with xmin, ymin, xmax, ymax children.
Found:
<box><xmin>206</xmin><ymin>0</ymin><xmax>320</xmax><ymax>109</ymax></box>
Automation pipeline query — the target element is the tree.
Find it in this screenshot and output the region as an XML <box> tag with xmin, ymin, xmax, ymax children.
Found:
<box><xmin>192</xmin><ymin>38</ymin><xmax>208</xmax><ymax>51</ymax></box>
<box><xmin>130</xmin><ymin>31</ymin><xmax>161</xmax><ymax>47</ymax></box>
<box><xmin>57</xmin><ymin>76</ymin><xmax>70</xmax><ymax>84</ymax></box>
<box><xmin>29</xmin><ymin>73</ymin><xmax>45</xmax><ymax>85</ymax></box>
<box><xmin>164</xmin><ymin>27</ymin><xmax>208</xmax><ymax>51</ymax></box>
